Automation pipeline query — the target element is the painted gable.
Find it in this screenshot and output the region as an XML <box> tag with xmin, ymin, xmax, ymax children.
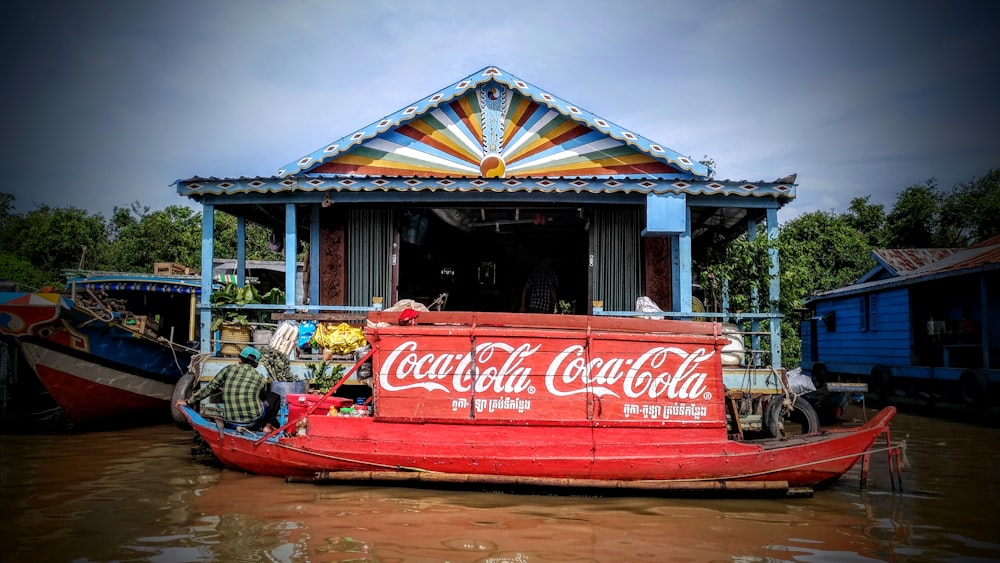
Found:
<box><xmin>283</xmin><ymin>66</ymin><xmax>709</xmax><ymax>181</ymax></box>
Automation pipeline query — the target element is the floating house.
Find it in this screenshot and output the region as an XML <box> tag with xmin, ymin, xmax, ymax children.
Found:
<box><xmin>800</xmin><ymin>237</ymin><xmax>1000</xmax><ymax>407</ymax></box>
<box><xmin>174</xmin><ymin>66</ymin><xmax>796</xmax><ymax>404</ymax></box>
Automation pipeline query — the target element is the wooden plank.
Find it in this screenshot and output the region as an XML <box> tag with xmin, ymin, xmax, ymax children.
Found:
<box><xmin>270</xmin><ymin>312</ymin><xmax>367</xmax><ymax>323</ymax></box>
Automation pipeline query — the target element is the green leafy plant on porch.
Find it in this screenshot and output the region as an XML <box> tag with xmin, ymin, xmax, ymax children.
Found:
<box><xmin>209</xmin><ymin>281</ymin><xmax>285</xmax><ymax>331</ymax></box>
<box><xmin>306</xmin><ymin>361</ymin><xmax>346</xmax><ymax>394</ymax></box>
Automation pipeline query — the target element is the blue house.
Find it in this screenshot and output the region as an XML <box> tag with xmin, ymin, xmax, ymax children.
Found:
<box><xmin>800</xmin><ymin>237</ymin><xmax>1000</xmax><ymax>407</ymax></box>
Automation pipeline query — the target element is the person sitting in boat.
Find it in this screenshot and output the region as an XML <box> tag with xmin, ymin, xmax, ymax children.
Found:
<box><xmin>175</xmin><ymin>346</ymin><xmax>280</xmax><ymax>433</ymax></box>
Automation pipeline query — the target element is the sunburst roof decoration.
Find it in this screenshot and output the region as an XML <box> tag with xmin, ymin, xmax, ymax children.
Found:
<box><xmin>280</xmin><ymin>66</ymin><xmax>712</xmax><ymax>181</ymax></box>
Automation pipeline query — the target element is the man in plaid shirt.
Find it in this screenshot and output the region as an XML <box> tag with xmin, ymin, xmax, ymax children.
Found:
<box><xmin>176</xmin><ymin>346</ymin><xmax>279</xmax><ymax>431</ymax></box>
<box><xmin>520</xmin><ymin>258</ymin><xmax>559</xmax><ymax>313</ymax></box>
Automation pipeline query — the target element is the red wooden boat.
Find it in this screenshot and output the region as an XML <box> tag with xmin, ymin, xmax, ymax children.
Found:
<box><xmin>179</xmin><ymin>311</ymin><xmax>901</xmax><ymax>495</ymax></box>
<box><xmin>1</xmin><ymin>272</ymin><xmax>198</xmax><ymax>428</ymax></box>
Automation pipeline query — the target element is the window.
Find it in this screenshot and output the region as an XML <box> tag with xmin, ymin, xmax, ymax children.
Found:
<box><xmin>860</xmin><ymin>294</ymin><xmax>879</xmax><ymax>332</ymax></box>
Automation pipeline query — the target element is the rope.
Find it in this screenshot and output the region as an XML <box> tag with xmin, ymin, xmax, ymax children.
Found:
<box><xmin>273</xmin><ymin>442</ymin><xmax>430</xmax><ymax>472</ymax></box>
<box><xmin>241</xmin><ymin>433</ymin><xmax>906</xmax><ymax>483</ymax></box>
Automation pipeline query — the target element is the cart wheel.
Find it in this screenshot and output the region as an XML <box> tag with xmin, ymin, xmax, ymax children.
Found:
<box><xmin>171</xmin><ymin>372</ymin><xmax>197</xmax><ymax>428</ymax></box>
<box><xmin>764</xmin><ymin>396</ymin><xmax>820</xmax><ymax>438</ymax></box>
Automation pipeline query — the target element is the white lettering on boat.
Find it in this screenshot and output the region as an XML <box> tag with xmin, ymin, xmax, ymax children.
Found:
<box><xmin>380</xmin><ymin>341</ymin><xmax>537</xmax><ymax>393</ymax></box>
<box><xmin>379</xmin><ymin>340</ymin><xmax>715</xmax><ymax>401</ymax></box>
<box><xmin>623</xmin><ymin>403</ymin><xmax>710</xmax><ymax>420</ymax></box>
<box><xmin>545</xmin><ymin>345</ymin><xmax>713</xmax><ymax>400</ymax></box>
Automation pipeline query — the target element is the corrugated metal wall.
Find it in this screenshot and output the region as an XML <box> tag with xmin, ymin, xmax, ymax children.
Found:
<box><xmin>591</xmin><ymin>207</ymin><xmax>642</xmax><ymax>311</ymax></box>
<box><xmin>346</xmin><ymin>209</ymin><xmax>394</xmax><ymax>307</ymax></box>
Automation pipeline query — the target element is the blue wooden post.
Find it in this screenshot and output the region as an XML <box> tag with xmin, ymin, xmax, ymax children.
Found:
<box><xmin>284</xmin><ymin>203</ymin><xmax>297</xmax><ymax>308</ymax></box>
<box><xmin>679</xmin><ymin>206</ymin><xmax>692</xmax><ymax>315</ymax></box>
<box><xmin>767</xmin><ymin>207</ymin><xmax>781</xmax><ymax>370</ymax></box>
<box><xmin>199</xmin><ymin>205</ymin><xmax>215</xmax><ymax>354</ymax></box>
<box><xmin>748</xmin><ymin>218</ymin><xmax>761</xmax><ymax>366</ymax></box>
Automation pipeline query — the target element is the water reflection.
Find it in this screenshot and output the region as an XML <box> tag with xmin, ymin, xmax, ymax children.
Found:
<box><xmin>0</xmin><ymin>405</ymin><xmax>998</xmax><ymax>562</ymax></box>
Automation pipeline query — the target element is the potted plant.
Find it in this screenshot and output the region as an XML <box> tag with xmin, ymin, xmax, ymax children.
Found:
<box><xmin>306</xmin><ymin>361</ymin><xmax>346</xmax><ymax>394</ymax></box>
<box><xmin>260</xmin><ymin>344</ymin><xmax>307</xmax><ymax>403</ymax></box>
<box><xmin>210</xmin><ymin>282</ymin><xmax>284</xmax><ymax>355</ymax></box>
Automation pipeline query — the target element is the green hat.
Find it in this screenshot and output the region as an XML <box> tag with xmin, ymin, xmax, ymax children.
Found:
<box><xmin>239</xmin><ymin>346</ymin><xmax>261</xmax><ymax>363</ymax></box>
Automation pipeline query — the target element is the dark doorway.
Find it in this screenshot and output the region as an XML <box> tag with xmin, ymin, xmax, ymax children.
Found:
<box><xmin>397</xmin><ymin>207</ymin><xmax>590</xmax><ymax>313</ymax></box>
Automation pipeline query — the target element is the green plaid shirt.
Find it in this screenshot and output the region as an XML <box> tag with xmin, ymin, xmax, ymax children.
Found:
<box><xmin>190</xmin><ymin>363</ymin><xmax>267</xmax><ymax>424</ymax></box>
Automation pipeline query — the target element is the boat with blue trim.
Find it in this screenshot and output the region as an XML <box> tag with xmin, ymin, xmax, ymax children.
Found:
<box><xmin>0</xmin><ymin>270</ymin><xmax>200</xmax><ymax>427</ymax></box>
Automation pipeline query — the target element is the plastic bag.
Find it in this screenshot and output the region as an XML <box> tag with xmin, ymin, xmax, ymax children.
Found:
<box><xmin>297</xmin><ymin>321</ymin><xmax>317</xmax><ymax>349</ymax></box>
<box><xmin>268</xmin><ymin>320</ymin><xmax>299</xmax><ymax>356</ymax></box>
<box><xmin>312</xmin><ymin>322</ymin><xmax>368</xmax><ymax>355</ymax></box>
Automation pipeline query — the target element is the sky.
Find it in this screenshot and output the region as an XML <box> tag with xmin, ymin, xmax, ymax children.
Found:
<box><xmin>3</xmin><ymin>0</ymin><xmax>998</xmax><ymax>224</ymax></box>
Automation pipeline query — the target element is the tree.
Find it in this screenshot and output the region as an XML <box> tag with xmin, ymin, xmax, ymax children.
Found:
<box><xmin>212</xmin><ymin>212</ymin><xmax>284</xmax><ymax>262</ymax></box>
<box><xmin>844</xmin><ymin>196</ymin><xmax>887</xmax><ymax>248</ymax></box>
<box><xmin>938</xmin><ymin>168</ymin><xmax>1000</xmax><ymax>245</ymax></box>
<box><xmin>883</xmin><ymin>181</ymin><xmax>940</xmax><ymax>248</ymax></box>
<box><xmin>101</xmin><ymin>202</ymin><xmax>202</xmax><ymax>272</ymax></box>
<box><xmin>779</xmin><ymin>211</ymin><xmax>875</xmax><ymax>298</ymax></box>
<box><xmin>5</xmin><ymin>205</ymin><xmax>108</xmax><ymax>284</ymax></box>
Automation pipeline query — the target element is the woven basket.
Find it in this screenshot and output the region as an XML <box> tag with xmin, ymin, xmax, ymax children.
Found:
<box><xmin>220</xmin><ymin>324</ymin><xmax>253</xmax><ymax>356</ymax></box>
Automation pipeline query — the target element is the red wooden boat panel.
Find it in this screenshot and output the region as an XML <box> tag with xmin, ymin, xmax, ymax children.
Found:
<box><xmin>366</xmin><ymin>312</ymin><xmax>728</xmax><ymax>429</ymax></box>
<box><xmin>0</xmin><ymin>292</ymin><xmax>62</xmax><ymax>336</ymax></box>
<box><xmin>22</xmin><ymin>341</ymin><xmax>172</xmax><ymax>425</ymax></box>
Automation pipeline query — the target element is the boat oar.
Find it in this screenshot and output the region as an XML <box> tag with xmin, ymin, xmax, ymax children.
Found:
<box><xmin>253</xmin><ymin>346</ymin><xmax>375</xmax><ymax>447</ymax></box>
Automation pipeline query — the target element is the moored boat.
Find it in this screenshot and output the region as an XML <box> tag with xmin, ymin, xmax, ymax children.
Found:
<box><xmin>0</xmin><ymin>271</ymin><xmax>200</xmax><ymax>427</ymax></box>
<box><xmin>179</xmin><ymin>311</ymin><xmax>902</xmax><ymax>496</ymax></box>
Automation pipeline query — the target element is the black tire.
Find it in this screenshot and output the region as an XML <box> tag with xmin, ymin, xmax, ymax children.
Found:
<box><xmin>171</xmin><ymin>372</ymin><xmax>197</xmax><ymax>428</ymax></box>
<box><xmin>959</xmin><ymin>369</ymin><xmax>989</xmax><ymax>410</ymax></box>
<box><xmin>764</xmin><ymin>395</ymin><xmax>821</xmax><ymax>438</ymax></box>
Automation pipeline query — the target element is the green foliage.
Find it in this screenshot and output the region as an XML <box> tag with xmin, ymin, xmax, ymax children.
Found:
<box><xmin>102</xmin><ymin>202</ymin><xmax>202</xmax><ymax>272</ymax></box>
<box><xmin>213</xmin><ymin>212</ymin><xmax>285</xmax><ymax>261</ymax></box>
<box><xmin>778</xmin><ymin>211</ymin><xmax>876</xmax><ymax>298</ymax></box>
<box><xmin>1</xmin><ymin>203</ymin><xmax>108</xmax><ymax>286</ymax></box>
<box><xmin>698</xmin><ymin>229</ymin><xmax>775</xmax><ymax>315</ymax></box>
<box><xmin>845</xmin><ymin>196</ymin><xmax>887</xmax><ymax>248</ymax></box>
<box><xmin>209</xmin><ymin>281</ymin><xmax>285</xmax><ymax>330</ymax></box>
<box><xmin>306</xmin><ymin>362</ymin><xmax>346</xmax><ymax>394</ymax></box>
<box><xmin>884</xmin><ymin>181</ymin><xmax>940</xmax><ymax>248</ymax></box>
<box><xmin>938</xmin><ymin>168</ymin><xmax>1000</xmax><ymax>245</ymax></box>
<box><xmin>0</xmin><ymin>252</ymin><xmax>52</xmax><ymax>290</ymax></box>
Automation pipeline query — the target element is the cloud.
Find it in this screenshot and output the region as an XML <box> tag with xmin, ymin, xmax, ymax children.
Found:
<box><xmin>2</xmin><ymin>0</ymin><xmax>997</xmax><ymax>224</ymax></box>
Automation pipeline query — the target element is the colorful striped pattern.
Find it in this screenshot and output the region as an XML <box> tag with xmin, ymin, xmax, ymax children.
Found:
<box><xmin>284</xmin><ymin>66</ymin><xmax>709</xmax><ymax>180</ymax></box>
<box><xmin>310</xmin><ymin>88</ymin><xmax>681</xmax><ymax>179</ymax></box>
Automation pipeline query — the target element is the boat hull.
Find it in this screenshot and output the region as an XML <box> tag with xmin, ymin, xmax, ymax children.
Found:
<box><xmin>183</xmin><ymin>311</ymin><xmax>899</xmax><ymax>494</ymax></box>
<box><xmin>183</xmin><ymin>405</ymin><xmax>896</xmax><ymax>490</ymax></box>
<box><xmin>22</xmin><ymin>341</ymin><xmax>176</xmax><ymax>426</ymax></box>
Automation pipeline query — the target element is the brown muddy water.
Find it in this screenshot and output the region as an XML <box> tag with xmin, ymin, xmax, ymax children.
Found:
<box><xmin>1</xmin><ymin>405</ymin><xmax>998</xmax><ymax>562</ymax></box>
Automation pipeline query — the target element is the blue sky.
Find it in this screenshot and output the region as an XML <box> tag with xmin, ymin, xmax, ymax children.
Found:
<box><xmin>3</xmin><ymin>0</ymin><xmax>997</xmax><ymax>223</ymax></box>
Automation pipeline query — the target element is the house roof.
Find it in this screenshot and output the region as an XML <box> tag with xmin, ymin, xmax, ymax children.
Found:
<box><xmin>279</xmin><ymin>66</ymin><xmax>711</xmax><ymax>180</ymax></box>
<box><xmin>857</xmin><ymin>247</ymin><xmax>960</xmax><ymax>282</ymax></box>
<box><xmin>174</xmin><ymin>65</ymin><xmax>796</xmax><ymax>207</ymax></box>
<box><xmin>807</xmin><ymin>238</ymin><xmax>1000</xmax><ymax>303</ymax></box>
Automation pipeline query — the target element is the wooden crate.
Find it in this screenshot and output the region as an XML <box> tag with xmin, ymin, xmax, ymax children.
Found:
<box><xmin>124</xmin><ymin>315</ymin><xmax>159</xmax><ymax>335</ymax></box>
<box><xmin>153</xmin><ymin>262</ymin><xmax>197</xmax><ymax>275</ymax></box>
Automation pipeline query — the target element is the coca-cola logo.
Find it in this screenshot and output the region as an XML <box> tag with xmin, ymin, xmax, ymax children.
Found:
<box><xmin>378</xmin><ymin>340</ymin><xmax>715</xmax><ymax>401</ymax></box>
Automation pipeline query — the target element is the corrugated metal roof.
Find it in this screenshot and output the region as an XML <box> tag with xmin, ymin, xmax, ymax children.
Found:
<box><xmin>873</xmin><ymin>248</ymin><xmax>960</xmax><ymax>275</ymax></box>
<box><xmin>807</xmin><ymin>239</ymin><xmax>1000</xmax><ymax>302</ymax></box>
<box><xmin>174</xmin><ymin>174</ymin><xmax>797</xmax><ymax>202</ymax></box>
